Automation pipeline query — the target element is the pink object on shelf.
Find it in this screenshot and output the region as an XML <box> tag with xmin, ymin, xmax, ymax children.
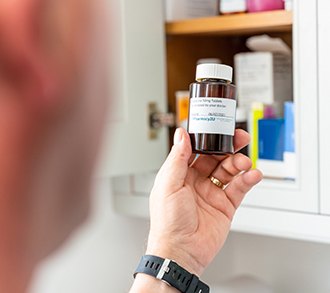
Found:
<box><xmin>246</xmin><ymin>0</ymin><xmax>284</xmax><ymax>12</ymax></box>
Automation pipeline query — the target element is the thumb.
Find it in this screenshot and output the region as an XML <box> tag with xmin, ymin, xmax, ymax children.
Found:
<box><xmin>154</xmin><ymin>128</ymin><xmax>192</xmax><ymax>195</ymax></box>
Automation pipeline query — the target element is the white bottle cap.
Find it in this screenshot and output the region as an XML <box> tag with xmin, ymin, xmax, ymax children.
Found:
<box><xmin>196</xmin><ymin>63</ymin><xmax>233</xmax><ymax>82</ymax></box>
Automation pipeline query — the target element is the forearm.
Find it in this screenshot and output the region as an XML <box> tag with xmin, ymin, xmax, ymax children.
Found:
<box><xmin>129</xmin><ymin>273</ymin><xmax>179</xmax><ymax>293</ymax></box>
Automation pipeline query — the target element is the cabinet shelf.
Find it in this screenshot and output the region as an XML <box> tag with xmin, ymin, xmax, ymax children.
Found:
<box><xmin>165</xmin><ymin>10</ymin><xmax>293</xmax><ymax>36</ymax></box>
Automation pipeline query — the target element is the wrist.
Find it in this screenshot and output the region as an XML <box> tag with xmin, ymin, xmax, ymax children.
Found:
<box><xmin>133</xmin><ymin>255</ymin><xmax>210</xmax><ymax>293</ymax></box>
<box><xmin>130</xmin><ymin>273</ymin><xmax>179</xmax><ymax>293</ymax></box>
<box><xmin>146</xmin><ymin>240</ymin><xmax>205</xmax><ymax>277</ymax></box>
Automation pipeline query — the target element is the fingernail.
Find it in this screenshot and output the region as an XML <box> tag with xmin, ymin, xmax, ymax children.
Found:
<box><xmin>174</xmin><ymin>128</ymin><xmax>183</xmax><ymax>145</ymax></box>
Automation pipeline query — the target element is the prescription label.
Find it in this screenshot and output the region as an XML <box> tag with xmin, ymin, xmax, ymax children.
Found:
<box><xmin>188</xmin><ymin>97</ymin><xmax>237</xmax><ymax>135</ymax></box>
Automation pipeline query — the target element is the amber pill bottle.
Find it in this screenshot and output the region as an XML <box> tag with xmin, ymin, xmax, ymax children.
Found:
<box><xmin>188</xmin><ymin>64</ymin><xmax>237</xmax><ymax>155</ymax></box>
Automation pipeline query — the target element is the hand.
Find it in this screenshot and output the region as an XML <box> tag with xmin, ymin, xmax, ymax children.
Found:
<box><xmin>146</xmin><ymin>128</ymin><xmax>263</xmax><ymax>277</ymax></box>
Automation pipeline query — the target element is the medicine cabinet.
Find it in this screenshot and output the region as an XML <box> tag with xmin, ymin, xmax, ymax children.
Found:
<box><xmin>166</xmin><ymin>0</ymin><xmax>321</xmax><ymax>232</ymax></box>
<box><xmin>101</xmin><ymin>0</ymin><xmax>330</xmax><ymax>243</ymax></box>
<box><xmin>97</xmin><ymin>0</ymin><xmax>168</xmax><ymax>179</ymax></box>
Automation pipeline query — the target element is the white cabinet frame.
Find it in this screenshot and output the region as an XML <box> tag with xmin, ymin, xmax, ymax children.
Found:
<box><xmin>240</xmin><ymin>0</ymin><xmax>319</xmax><ymax>213</ymax></box>
<box><xmin>318</xmin><ymin>0</ymin><xmax>330</xmax><ymax>215</ymax></box>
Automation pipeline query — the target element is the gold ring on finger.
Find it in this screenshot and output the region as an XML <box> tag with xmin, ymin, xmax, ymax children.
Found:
<box><xmin>209</xmin><ymin>175</ymin><xmax>225</xmax><ymax>189</ymax></box>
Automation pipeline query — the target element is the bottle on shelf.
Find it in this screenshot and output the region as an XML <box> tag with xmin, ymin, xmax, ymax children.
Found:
<box><xmin>246</xmin><ymin>0</ymin><xmax>284</xmax><ymax>13</ymax></box>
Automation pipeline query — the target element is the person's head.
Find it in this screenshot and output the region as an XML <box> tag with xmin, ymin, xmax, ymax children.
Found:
<box><xmin>0</xmin><ymin>0</ymin><xmax>109</xmax><ymax>288</ymax></box>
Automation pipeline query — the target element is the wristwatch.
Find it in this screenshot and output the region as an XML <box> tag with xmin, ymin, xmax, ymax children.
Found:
<box><xmin>134</xmin><ymin>255</ymin><xmax>210</xmax><ymax>293</ymax></box>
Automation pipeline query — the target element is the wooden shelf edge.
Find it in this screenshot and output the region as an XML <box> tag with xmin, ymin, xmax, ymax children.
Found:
<box><xmin>166</xmin><ymin>10</ymin><xmax>293</xmax><ymax>36</ymax></box>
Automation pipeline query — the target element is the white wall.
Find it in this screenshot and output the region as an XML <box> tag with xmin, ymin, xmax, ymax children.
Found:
<box><xmin>29</xmin><ymin>179</ymin><xmax>330</xmax><ymax>293</ymax></box>
<box><xmin>29</xmin><ymin>179</ymin><xmax>150</xmax><ymax>293</ymax></box>
<box><xmin>222</xmin><ymin>232</ymin><xmax>330</xmax><ymax>293</ymax></box>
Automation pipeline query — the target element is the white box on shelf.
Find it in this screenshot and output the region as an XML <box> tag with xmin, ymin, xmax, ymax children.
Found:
<box><xmin>234</xmin><ymin>51</ymin><xmax>292</xmax><ymax>117</ymax></box>
<box><xmin>165</xmin><ymin>0</ymin><xmax>219</xmax><ymax>22</ymax></box>
<box><xmin>220</xmin><ymin>0</ymin><xmax>246</xmax><ymax>14</ymax></box>
<box><xmin>284</xmin><ymin>0</ymin><xmax>293</xmax><ymax>11</ymax></box>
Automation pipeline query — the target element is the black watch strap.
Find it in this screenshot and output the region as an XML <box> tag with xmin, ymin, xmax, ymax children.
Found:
<box><xmin>133</xmin><ymin>255</ymin><xmax>210</xmax><ymax>293</ymax></box>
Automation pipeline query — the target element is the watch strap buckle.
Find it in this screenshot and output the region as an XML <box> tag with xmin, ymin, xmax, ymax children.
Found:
<box><xmin>156</xmin><ymin>258</ymin><xmax>171</xmax><ymax>280</ymax></box>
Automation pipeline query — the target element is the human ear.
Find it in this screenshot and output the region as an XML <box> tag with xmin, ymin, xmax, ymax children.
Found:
<box><xmin>0</xmin><ymin>0</ymin><xmax>60</xmax><ymax>112</ymax></box>
<box><xmin>0</xmin><ymin>0</ymin><xmax>92</xmax><ymax>113</ymax></box>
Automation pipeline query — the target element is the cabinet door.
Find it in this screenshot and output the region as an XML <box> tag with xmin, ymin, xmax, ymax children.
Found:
<box><xmin>96</xmin><ymin>0</ymin><xmax>168</xmax><ymax>178</ymax></box>
<box><xmin>241</xmin><ymin>0</ymin><xmax>319</xmax><ymax>213</ymax></box>
<box><xmin>318</xmin><ymin>0</ymin><xmax>330</xmax><ymax>214</ymax></box>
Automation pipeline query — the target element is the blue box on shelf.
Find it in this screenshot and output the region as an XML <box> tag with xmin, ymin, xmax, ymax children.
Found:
<box><xmin>284</xmin><ymin>101</ymin><xmax>295</xmax><ymax>153</ymax></box>
<box><xmin>284</xmin><ymin>101</ymin><xmax>296</xmax><ymax>180</ymax></box>
<box><xmin>258</xmin><ymin>118</ymin><xmax>284</xmax><ymax>161</ymax></box>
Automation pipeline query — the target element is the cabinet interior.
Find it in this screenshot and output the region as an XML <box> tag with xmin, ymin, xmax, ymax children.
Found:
<box><xmin>166</xmin><ymin>31</ymin><xmax>293</xmax><ymax>146</ymax></box>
